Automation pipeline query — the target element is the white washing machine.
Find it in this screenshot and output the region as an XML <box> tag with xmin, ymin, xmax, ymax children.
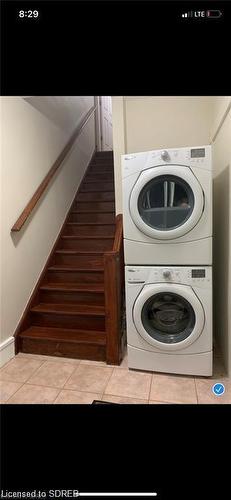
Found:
<box><xmin>122</xmin><ymin>146</ymin><xmax>212</xmax><ymax>265</ymax></box>
<box><xmin>125</xmin><ymin>265</ymin><xmax>212</xmax><ymax>376</ymax></box>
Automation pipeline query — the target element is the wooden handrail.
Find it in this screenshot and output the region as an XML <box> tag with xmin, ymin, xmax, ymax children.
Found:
<box><xmin>104</xmin><ymin>214</ymin><xmax>124</xmax><ymax>365</ymax></box>
<box><xmin>11</xmin><ymin>104</ymin><xmax>97</xmax><ymax>232</ymax></box>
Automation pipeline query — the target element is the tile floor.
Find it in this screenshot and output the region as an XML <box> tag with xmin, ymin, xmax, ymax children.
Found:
<box><xmin>0</xmin><ymin>350</ymin><xmax>230</xmax><ymax>404</ymax></box>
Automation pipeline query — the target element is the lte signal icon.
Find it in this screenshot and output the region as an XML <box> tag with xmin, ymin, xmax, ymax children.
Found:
<box><xmin>182</xmin><ymin>13</ymin><xmax>188</xmax><ymax>18</ymax></box>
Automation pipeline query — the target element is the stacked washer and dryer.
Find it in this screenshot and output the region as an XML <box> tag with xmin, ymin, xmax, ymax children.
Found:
<box><xmin>122</xmin><ymin>146</ymin><xmax>213</xmax><ymax>376</ymax></box>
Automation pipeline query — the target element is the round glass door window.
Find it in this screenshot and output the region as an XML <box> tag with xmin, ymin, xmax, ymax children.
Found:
<box><xmin>138</xmin><ymin>175</ymin><xmax>195</xmax><ymax>231</ymax></box>
<box><xmin>141</xmin><ymin>292</ymin><xmax>196</xmax><ymax>344</ymax></box>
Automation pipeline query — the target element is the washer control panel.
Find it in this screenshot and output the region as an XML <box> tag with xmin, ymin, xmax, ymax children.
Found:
<box><xmin>126</xmin><ymin>266</ymin><xmax>212</xmax><ymax>285</ymax></box>
<box><xmin>162</xmin><ymin>269</ymin><xmax>171</xmax><ymax>278</ymax></box>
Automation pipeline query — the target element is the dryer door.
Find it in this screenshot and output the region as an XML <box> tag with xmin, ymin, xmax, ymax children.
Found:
<box><xmin>133</xmin><ymin>284</ymin><xmax>205</xmax><ymax>351</ymax></box>
<box><xmin>130</xmin><ymin>166</ymin><xmax>204</xmax><ymax>240</ymax></box>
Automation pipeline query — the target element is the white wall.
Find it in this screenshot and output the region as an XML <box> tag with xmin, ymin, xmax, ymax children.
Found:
<box><xmin>211</xmin><ymin>97</ymin><xmax>231</xmax><ymax>376</ymax></box>
<box><xmin>0</xmin><ymin>96</ymin><xmax>95</xmax><ymax>365</ymax></box>
<box><xmin>112</xmin><ymin>96</ymin><xmax>214</xmax><ymax>213</ymax></box>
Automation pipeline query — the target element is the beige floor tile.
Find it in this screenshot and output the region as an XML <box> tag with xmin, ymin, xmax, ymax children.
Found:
<box><xmin>104</xmin><ymin>368</ymin><xmax>152</xmax><ymax>400</ymax></box>
<box><xmin>80</xmin><ymin>359</ymin><xmax>109</xmax><ymax>367</ymax></box>
<box><xmin>150</xmin><ymin>374</ymin><xmax>197</xmax><ymax>404</ymax></box>
<box><xmin>149</xmin><ymin>400</ymin><xmax>172</xmax><ymax>404</ymax></box>
<box><xmin>195</xmin><ymin>378</ymin><xmax>231</xmax><ymax>404</ymax></box>
<box><xmin>65</xmin><ymin>364</ymin><xmax>113</xmax><ymax>393</ymax></box>
<box><xmin>16</xmin><ymin>353</ymin><xmax>50</xmax><ymax>361</ymax></box>
<box><xmin>102</xmin><ymin>394</ymin><xmax>147</xmax><ymax>404</ymax></box>
<box><xmin>79</xmin><ymin>359</ymin><xmax>120</xmax><ymax>369</ymax></box>
<box><xmin>0</xmin><ymin>380</ymin><xmax>23</xmax><ymax>402</ymax></box>
<box><xmin>118</xmin><ymin>353</ymin><xmax>128</xmax><ymax>369</ymax></box>
<box><xmin>16</xmin><ymin>353</ymin><xmax>80</xmax><ymax>365</ymax></box>
<box><xmin>54</xmin><ymin>390</ymin><xmax>102</xmax><ymax>404</ymax></box>
<box><xmin>79</xmin><ymin>351</ymin><xmax>128</xmax><ymax>370</ymax></box>
<box><xmin>0</xmin><ymin>358</ymin><xmax>43</xmax><ymax>383</ymax></box>
<box><xmin>27</xmin><ymin>361</ymin><xmax>76</xmax><ymax>388</ymax></box>
<box><xmin>6</xmin><ymin>384</ymin><xmax>59</xmax><ymax>404</ymax></box>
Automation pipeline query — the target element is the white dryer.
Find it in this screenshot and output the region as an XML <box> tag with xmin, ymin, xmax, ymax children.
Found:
<box><xmin>125</xmin><ymin>265</ymin><xmax>212</xmax><ymax>376</ymax></box>
<box><xmin>122</xmin><ymin>146</ymin><xmax>212</xmax><ymax>265</ymax></box>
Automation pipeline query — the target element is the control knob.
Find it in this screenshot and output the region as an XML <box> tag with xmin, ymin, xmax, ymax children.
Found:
<box><xmin>163</xmin><ymin>269</ymin><xmax>171</xmax><ymax>278</ymax></box>
<box><xmin>161</xmin><ymin>150</ymin><xmax>170</xmax><ymax>162</ymax></box>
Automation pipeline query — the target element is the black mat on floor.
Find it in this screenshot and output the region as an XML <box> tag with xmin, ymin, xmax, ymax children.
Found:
<box><xmin>92</xmin><ymin>400</ymin><xmax>119</xmax><ymax>405</ymax></box>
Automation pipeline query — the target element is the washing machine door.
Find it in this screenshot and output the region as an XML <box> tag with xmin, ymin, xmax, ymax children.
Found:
<box><xmin>133</xmin><ymin>283</ymin><xmax>205</xmax><ymax>351</ymax></box>
<box><xmin>130</xmin><ymin>166</ymin><xmax>204</xmax><ymax>239</ymax></box>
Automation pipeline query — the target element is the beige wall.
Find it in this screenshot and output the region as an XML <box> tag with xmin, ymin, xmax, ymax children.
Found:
<box><xmin>0</xmin><ymin>97</ymin><xmax>95</xmax><ymax>364</ymax></box>
<box><xmin>24</xmin><ymin>96</ymin><xmax>94</xmax><ymax>134</ymax></box>
<box><xmin>211</xmin><ymin>97</ymin><xmax>231</xmax><ymax>375</ymax></box>
<box><xmin>112</xmin><ymin>96</ymin><xmax>214</xmax><ymax>213</ymax></box>
<box><xmin>111</xmin><ymin>97</ymin><xmax>126</xmax><ymax>216</ymax></box>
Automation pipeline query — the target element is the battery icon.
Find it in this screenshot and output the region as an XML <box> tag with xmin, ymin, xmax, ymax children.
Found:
<box><xmin>206</xmin><ymin>10</ymin><xmax>222</xmax><ymax>18</ymax></box>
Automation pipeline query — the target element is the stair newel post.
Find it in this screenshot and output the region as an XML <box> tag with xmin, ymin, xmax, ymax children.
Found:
<box><xmin>104</xmin><ymin>251</ymin><xmax>121</xmax><ymax>365</ymax></box>
<box><xmin>104</xmin><ymin>213</ymin><xmax>124</xmax><ymax>365</ymax></box>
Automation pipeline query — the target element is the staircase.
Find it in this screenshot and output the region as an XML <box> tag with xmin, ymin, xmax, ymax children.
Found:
<box><xmin>16</xmin><ymin>151</ymin><xmax>124</xmax><ymax>364</ymax></box>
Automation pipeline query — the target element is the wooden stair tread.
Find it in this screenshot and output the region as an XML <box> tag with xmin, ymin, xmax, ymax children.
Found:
<box><xmin>71</xmin><ymin>210</ymin><xmax>115</xmax><ymax>214</ymax></box>
<box><xmin>19</xmin><ymin>326</ymin><xmax>106</xmax><ymax>345</ymax></box>
<box><xmin>84</xmin><ymin>182</ymin><xmax>114</xmax><ymax>185</ymax></box>
<box><xmin>40</xmin><ymin>283</ymin><xmax>104</xmax><ymax>292</ymax></box>
<box><xmin>66</xmin><ymin>222</ymin><xmax>115</xmax><ymax>226</ymax></box>
<box><xmin>52</xmin><ymin>258</ymin><xmax>103</xmax><ymax>270</ymax></box>
<box><xmin>90</xmin><ymin>160</ymin><xmax>113</xmax><ymax>164</ymax></box>
<box><xmin>80</xmin><ymin>189</ymin><xmax>114</xmax><ymax>193</ymax></box>
<box><xmin>31</xmin><ymin>303</ymin><xmax>105</xmax><ymax>315</ymax></box>
<box><xmin>84</xmin><ymin>178</ymin><xmax>114</xmax><ymax>182</ymax></box>
<box><xmin>48</xmin><ymin>265</ymin><xmax>103</xmax><ymax>272</ymax></box>
<box><xmin>88</xmin><ymin>170</ymin><xmax>114</xmax><ymax>174</ymax></box>
<box><xmin>60</xmin><ymin>235</ymin><xmax>114</xmax><ymax>240</ymax></box>
<box><xmin>75</xmin><ymin>189</ymin><xmax>115</xmax><ymax>194</ymax></box>
<box><xmin>85</xmin><ymin>174</ymin><xmax>114</xmax><ymax>178</ymax></box>
<box><xmin>76</xmin><ymin>198</ymin><xmax>115</xmax><ymax>202</ymax></box>
<box><xmin>55</xmin><ymin>249</ymin><xmax>104</xmax><ymax>254</ymax></box>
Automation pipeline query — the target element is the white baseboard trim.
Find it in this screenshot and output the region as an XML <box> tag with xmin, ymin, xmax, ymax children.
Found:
<box><xmin>0</xmin><ymin>337</ymin><xmax>15</xmax><ymax>367</ymax></box>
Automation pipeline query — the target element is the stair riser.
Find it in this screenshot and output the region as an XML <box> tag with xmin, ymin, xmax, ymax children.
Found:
<box><xmin>62</xmin><ymin>225</ymin><xmax>115</xmax><ymax>236</ymax></box>
<box><xmin>88</xmin><ymin>167</ymin><xmax>114</xmax><ymax>174</ymax></box>
<box><xmin>56</xmin><ymin>239</ymin><xmax>113</xmax><ymax>251</ymax></box>
<box><xmin>95</xmin><ymin>151</ymin><xmax>113</xmax><ymax>156</ymax></box>
<box><xmin>90</xmin><ymin>158</ymin><xmax>113</xmax><ymax>164</ymax></box>
<box><xmin>85</xmin><ymin>174</ymin><xmax>114</xmax><ymax>182</ymax></box>
<box><xmin>68</xmin><ymin>212</ymin><xmax>115</xmax><ymax>223</ymax></box>
<box><xmin>46</xmin><ymin>270</ymin><xmax>104</xmax><ymax>283</ymax></box>
<box><xmin>31</xmin><ymin>312</ymin><xmax>105</xmax><ymax>331</ymax></box>
<box><xmin>39</xmin><ymin>290</ymin><xmax>105</xmax><ymax>305</ymax></box>
<box><xmin>19</xmin><ymin>338</ymin><xmax>106</xmax><ymax>361</ymax></box>
<box><xmin>74</xmin><ymin>201</ymin><xmax>115</xmax><ymax>212</ymax></box>
<box><xmin>53</xmin><ymin>253</ymin><xmax>104</xmax><ymax>266</ymax></box>
<box><xmin>80</xmin><ymin>183</ymin><xmax>114</xmax><ymax>192</ymax></box>
<box><xmin>76</xmin><ymin>192</ymin><xmax>114</xmax><ymax>202</ymax></box>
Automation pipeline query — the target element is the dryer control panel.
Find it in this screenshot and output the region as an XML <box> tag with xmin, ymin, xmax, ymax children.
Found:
<box><xmin>122</xmin><ymin>145</ymin><xmax>212</xmax><ymax>178</ymax></box>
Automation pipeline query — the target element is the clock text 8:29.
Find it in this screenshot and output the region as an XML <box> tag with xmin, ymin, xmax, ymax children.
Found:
<box><xmin>18</xmin><ymin>10</ymin><xmax>39</xmax><ymax>19</ymax></box>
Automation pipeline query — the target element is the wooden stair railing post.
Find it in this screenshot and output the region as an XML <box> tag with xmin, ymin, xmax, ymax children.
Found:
<box><xmin>104</xmin><ymin>214</ymin><xmax>124</xmax><ymax>365</ymax></box>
